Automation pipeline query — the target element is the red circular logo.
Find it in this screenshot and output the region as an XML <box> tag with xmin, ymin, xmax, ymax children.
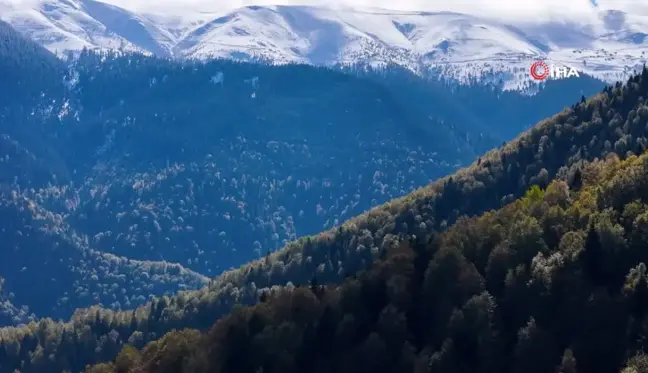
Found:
<box><xmin>530</xmin><ymin>61</ymin><xmax>550</xmax><ymax>81</ymax></box>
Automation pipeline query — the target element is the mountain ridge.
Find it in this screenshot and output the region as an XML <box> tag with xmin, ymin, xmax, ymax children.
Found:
<box><xmin>2</xmin><ymin>0</ymin><xmax>647</xmax><ymax>89</ymax></box>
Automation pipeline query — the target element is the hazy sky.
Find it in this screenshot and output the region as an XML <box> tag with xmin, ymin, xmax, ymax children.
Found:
<box><xmin>93</xmin><ymin>0</ymin><xmax>646</xmax><ymax>17</ymax></box>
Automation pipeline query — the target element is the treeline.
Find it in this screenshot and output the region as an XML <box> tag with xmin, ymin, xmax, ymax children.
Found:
<box><xmin>86</xmin><ymin>148</ymin><xmax>648</xmax><ymax>373</ymax></box>
<box><xmin>0</xmin><ymin>64</ymin><xmax>646</xmax><ymax>372</ymax></box>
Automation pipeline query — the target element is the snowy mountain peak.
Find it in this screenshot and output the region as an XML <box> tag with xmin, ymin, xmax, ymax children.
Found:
<box><xmin>2</xmin><ymin>0</ymin><xmax>647</xmax><ymax>89</ymax></box>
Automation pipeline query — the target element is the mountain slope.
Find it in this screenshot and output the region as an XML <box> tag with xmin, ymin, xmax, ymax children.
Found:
<box><xmin>0</xmin><ymin>17</ymin><xmax>607</xmax><ymax>330</ymax></box>
<box><xmin>4</xmin><ymin>50</ymin><xmax>604</xmax><ymax>277</ymax></box>
<box><xmin>1</xmin><ymin>1</ymin><xmax>646</xmax><ymax>88</ymax></box>
<box><xmin>1</xmin><ymin>64</ymin><xmax>647</xmax><ymax>373</ymax></box>
<box><xmin>86</xmin><ymin>147</ymin><xmax>648</xmax><ymax>373</ymax></box>
<box><xmin>0</xmin><ymin>0</ymin><xmax>145</xmax><ymax>55</ymax></box>
<box><xmin>0</xmin><ymin>18</ymin><xmax>72</xmax><ymax>186</ymax></box>
<box><xmin>0</xmin><ymin>24</ymin><xmax>211</xmax><ymax>322</ymax></box>
<box><xmin>0</xmin><ymin>18</ymin><xmax>63</xmax><ymax>94</ymax></box>
<box><xmin>0</xmin><ymin>192</ymin><xmax>209</xmax><ymax>318</ymax></box>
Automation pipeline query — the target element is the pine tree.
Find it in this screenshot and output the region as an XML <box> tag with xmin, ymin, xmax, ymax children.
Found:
<box><xmin>514</xmin><ymin>318</ymin><xmax>557</xmax><ymax>373</ymax></box>
<box><xmin>581</xmin><ymin>225</ymin><xmax>604</xmax><ymax>286</ymax></box>
<box><xmin>571</xmin><ymin>168</ymin><xmax>583</xmax><ymax>190</ymax></box>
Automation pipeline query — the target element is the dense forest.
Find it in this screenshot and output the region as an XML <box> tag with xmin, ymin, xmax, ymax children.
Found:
<box><xmin>1</xmin><ymin>62</ymin><xmax>648</xmax><ymax>373</ymax></box>
<box><xmin>83</xmin><ymin>149</ymin><xmax>648</xmax><ymax>373</ymax></box>
<box><xmin>0</xmin><ymin>18</ymin><xmax>606</xmax><ymax>326</ymax></box>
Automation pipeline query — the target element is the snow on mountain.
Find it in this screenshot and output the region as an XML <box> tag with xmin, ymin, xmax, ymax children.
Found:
<box><xmin>2</xmin><ymin>0</ymin><xmax>647</xmax><ymax>89</ymax></box>
<box><xmin>0</xmin><ymin>0</ymin><xmax>140</xmax><ymax>54</ymax></box>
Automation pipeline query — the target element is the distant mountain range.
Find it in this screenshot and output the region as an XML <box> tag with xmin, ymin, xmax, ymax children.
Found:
<box><xmin>1</xmin><ymin>0</ymin><xmax>647</xmax><ymax>89</ymax></box>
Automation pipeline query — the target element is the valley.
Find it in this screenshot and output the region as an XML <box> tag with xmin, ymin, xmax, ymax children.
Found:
<box><xmin>0</xmin><ymin>17</ymin><xmax>609</xmax><ymax>327</ymax></box>
<box><xmin>3</xmin><ymin>60</ymin><xmax>648</xmax><ymax>373</ymax></box>
<box><xmin>2</xmin><ymin>4</ymin><xmax>648</xmax><ymax>372</ymax></box>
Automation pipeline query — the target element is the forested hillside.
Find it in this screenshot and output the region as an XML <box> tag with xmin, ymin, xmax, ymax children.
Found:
<box><xmin>351</xmin><ymin>67</ymin><xmax>606</xmax><ymax>145</ymax></box>
<box><xmin>0</xmin><ymin>192</ymin><xmax>209</xmax><ymax>319</ymax></box>
<box><xmin>0</xmin><ymin>20</ymin><xmax>68</xmax><ymax>187</ymax></box>
<box><xmin>0</xmin><ymin>60</ymin><xmax>646</xmax><ymax>372</ymax></box>
<box><xmin>0</xmin><ymin>18</ymin><xmax>606</xmax><ymax>328</ymax></box>
<box><xmin>0</xmin><ymin>25</ymin><xmax>214</xmax><ymax>323</ymax></box>
<box><xmin>0</xmin><ymin>20</ymin><xmax>63</xmax><ymax>102</ymax></box>
<box><xmin>86</xmin><ymin>148</ymin><xmax>648</xmax><ymax>373</ymax></box>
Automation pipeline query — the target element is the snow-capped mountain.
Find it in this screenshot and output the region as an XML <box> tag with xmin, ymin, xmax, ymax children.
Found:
<box><xmin>2</xmin><ymin>0</ymin><xmax>648</xmax><ymax>89</ymax></box>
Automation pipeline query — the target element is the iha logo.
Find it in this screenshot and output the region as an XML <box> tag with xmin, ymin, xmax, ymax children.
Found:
<box><xmin>530</xmin><ymin>61</ymin><xmax>580</xmax><ymax>81</ymax></box>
